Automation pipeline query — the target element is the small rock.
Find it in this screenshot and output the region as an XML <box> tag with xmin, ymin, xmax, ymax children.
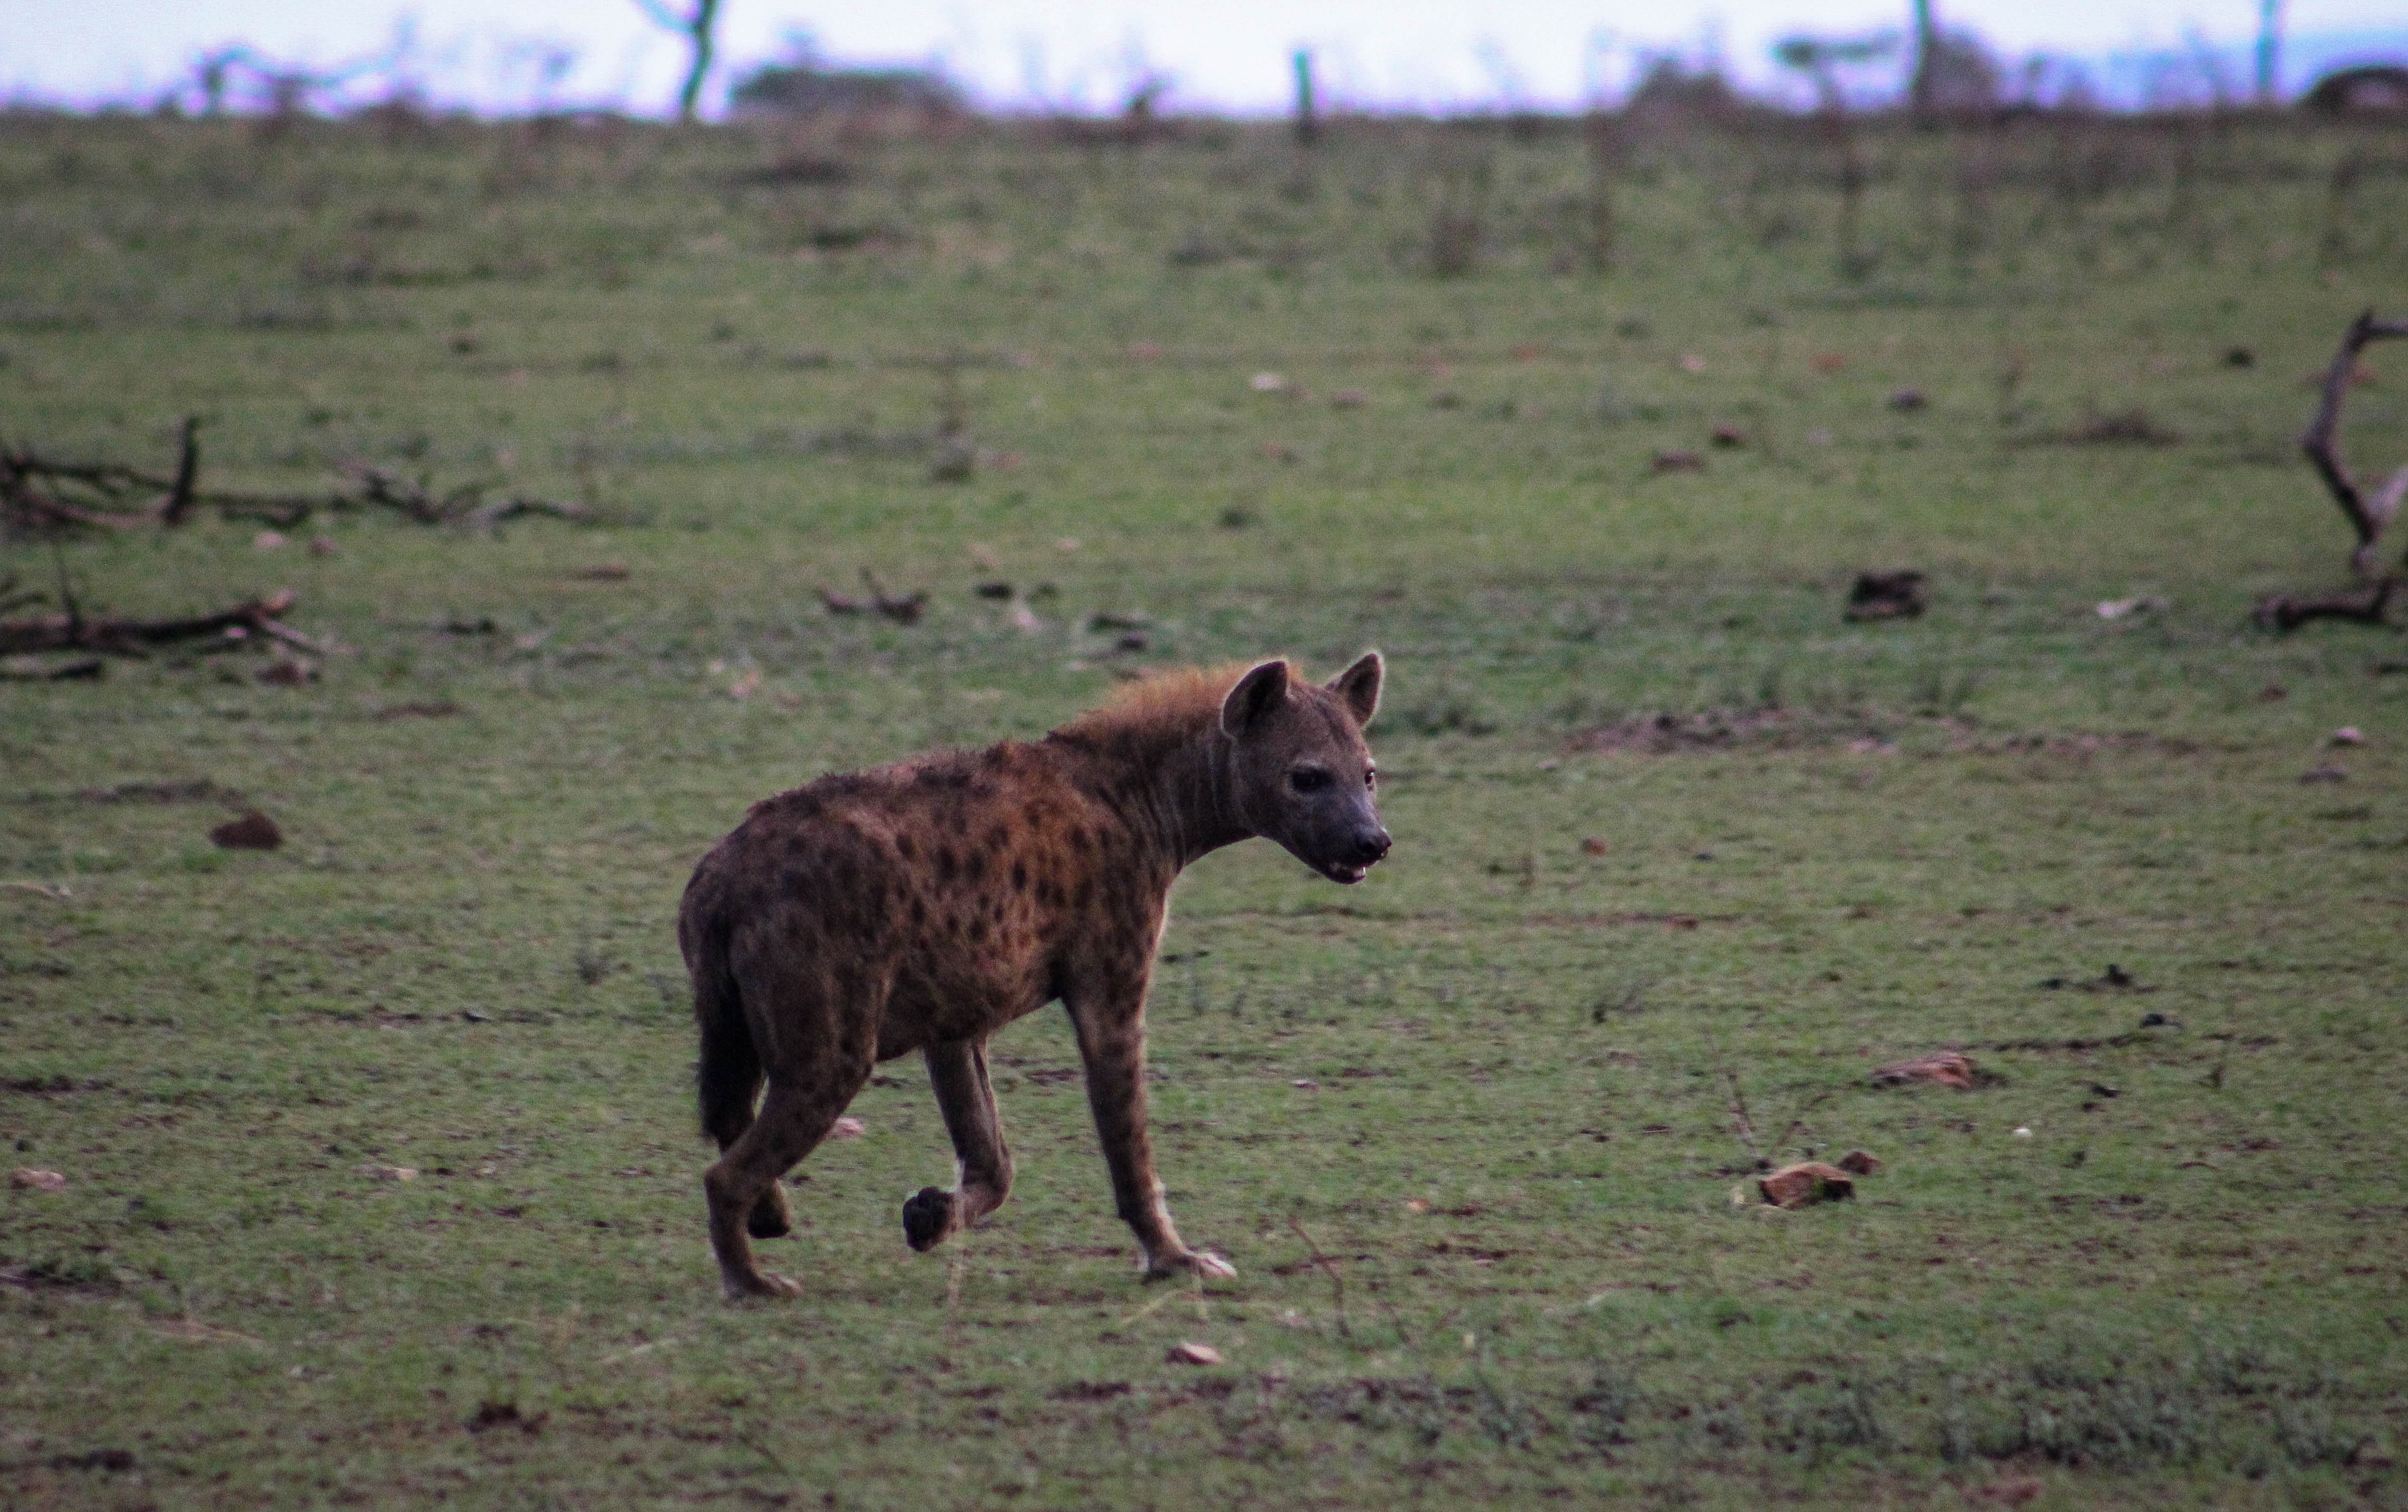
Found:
<box><xmin>460</xmin><ymin>1009</ymin><xmax>492</xmax><ymax>1023</ymax></box>
<box><xmin>1870</xmin><ymin>1051</ymin><xmax>1981</xmax><ymax>1090</ymax></box>
<box><xmin>2332</xmin><ymin>726</ymin><xmax>2365</xmax><ymax>746</ymax></box>
<box><xmin>1290</xmin><ymin>1078</ymin><xmax>1319</xmax><ymax>1091</ymax></box>
<box><xmin>253</xmin><ymin>530</ymin><xmax>288</xmax><ymax>551</ymax></box>
<box><xmin>1166</xmin><ymin>1341</ymin><xmax>1222</xmax><ymax>1366</ymax></box>
<box><xmin>11</xmin><ymin>1168</ymin><xmax>68</xmax><ymax>1193</ymax></box>
<box><xmin>1835</xmin><ymin>1150</ymin><xmax>1882</xmax><ymax>1176</ymax></box>
<box><xmin>209</xmin><ymin>811</ymin><xmax>283</xmax><ymax>851</ymax></box>
<box><xmin>2011</xmin><ymin>1126</ymin><xmax>2033</xmax><ymax>1139</ymax></box>
<box><xmin>1758</xmin><ymin>1162</ymin><xmax>1854</xmax><ymax>1209</ymax></box>
<box><xmin>1404</xmin><ymin>1198</ymin><xmax>1431</xmax><ymax>1214</ymax></box>
<box><xmin>830</xmin><ymin>1116</ymin><xmax>866</xmax><ymax>1139</ymax></box>
<box><xmin>363</xmin><ymin>1164</ymin><xmax>418</xmax><ymax>1182</ymax></box>
<box><xmin>2139</xmin><ymin>1011</ymin><xmax>2177</xmax><ymax>1028</ymax></box>
<box><xmin>1248</xmin><ymin>372</ymin><xmax>1287</xmax><ymax>393</ymax></box>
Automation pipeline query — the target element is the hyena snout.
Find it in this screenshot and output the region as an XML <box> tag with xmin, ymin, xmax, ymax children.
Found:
<box><xmin>1347</xmin><ymin>826</ymin><xmax>1392</xmax><ymax>865</ymax></box>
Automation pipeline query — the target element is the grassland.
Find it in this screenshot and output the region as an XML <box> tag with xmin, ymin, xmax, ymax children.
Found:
<box><xmin>3</xmin><ymin>107</ymin><xmax>2406</xmax><ymax>1508</ymax></box>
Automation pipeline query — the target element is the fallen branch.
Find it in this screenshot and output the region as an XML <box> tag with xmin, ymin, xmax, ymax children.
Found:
<box><xmin>1</xmin><ymin>421</ymin><xmax>588</xmax><ymax>536</ymax></box>
<box><xmin>2256</xmin><ymin>310</ymin><xmax>2408</xmax><ymax>631</ymax></box>
<box><xmin>2303</xmin><ymin>309</ymin><xmax>2408</xmax><ymax>578</ymax></box>
<box><xmin>2253</xmin><ymin>578</ymin><xmax>2397</xmax><ymax>632</ymax></box>
<box><xmin>0</xmin><ymin>589</ymin><xmax>321</xmax><ymax>659</ymax></box>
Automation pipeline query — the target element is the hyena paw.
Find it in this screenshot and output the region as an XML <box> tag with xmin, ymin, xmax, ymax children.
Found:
<box><xmin>722</xmin><ymin>1269</ymin><xmax>805</xmax><ymax>1301</ymax></box>
<box><xmin>1145</xmin><ymin>1248</ymin><xmax>1237</xmax><ymax>1282</ymax></box>
<box><xmin>746</xmin><ymin>1188</ymin><xmax>793</xmax><ymax>1240</ymax></box>
<box><xmin>901</xmin><ymin>1186</ymin><xmax>956</xmax><ymax>1253</ymax></box>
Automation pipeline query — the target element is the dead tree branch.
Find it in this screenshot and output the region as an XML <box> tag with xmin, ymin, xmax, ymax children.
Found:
<box><xmin>2259</xmin><ymin>310</ymin><xmax>2408</xmax><ymax>631</ymax></box>
<box><xmin>1</xmin><ymin>424</ymin><xmax>588</xmax><ymax>537</ymax></box>
<box><xmin>2303</xmin><ymin>308</ymin><xmax>2408</xmax><ymax>579</ymax></box>
<box><xmin>2254</xmin><ymin>578</ymin><xmax>2397</xmax><ymax>632</ymax></box>
<box><xmin>0</xmin><ymin>589</ymin><xmax>324</xmax><ymax>659</ymax></box>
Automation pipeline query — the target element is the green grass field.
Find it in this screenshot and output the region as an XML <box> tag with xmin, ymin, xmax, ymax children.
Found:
<box><xmin>4</xmin><ymin>109</ymin><xmax>2406</xmax><ymax>1508</ymax></box>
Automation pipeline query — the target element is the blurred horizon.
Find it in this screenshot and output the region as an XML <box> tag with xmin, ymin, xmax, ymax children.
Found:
<box><xmin>7</xmin><ymin>1</ymin><xmax>2406</xmax><ymax>119</ymax></box>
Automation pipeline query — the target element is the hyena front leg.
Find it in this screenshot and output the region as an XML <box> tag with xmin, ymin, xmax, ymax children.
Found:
<box><xmin>1066</xmin><ymin>987</ymin><xmax>1234</xmax><ymax>1282</ymax></box>
<box><xmin>903</xmin><ymin>1038</ymin><xmax>1015</xmax><ymax>1252</ymax></box>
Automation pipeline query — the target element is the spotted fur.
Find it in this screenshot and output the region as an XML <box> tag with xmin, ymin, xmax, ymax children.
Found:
<box><xmin>678</xmin><ymin>654</ymin><xmax>1391</xmax><ymax>1298</ymax></box>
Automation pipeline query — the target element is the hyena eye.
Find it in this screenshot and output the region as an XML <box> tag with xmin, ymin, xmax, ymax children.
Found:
<box><xmin>1289</xmin><ymin>768</ymin><xmax>1333</xmax><ymax>794</ymax></box>
<box><xmin>1365</xmin><ymin>770</ymin><xmax>1377</xmax><ymax>790</ymax></box>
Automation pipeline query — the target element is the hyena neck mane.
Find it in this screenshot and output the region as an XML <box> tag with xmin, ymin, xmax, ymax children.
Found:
<box><xmin>1041</xmin><ymin>663</ymin><xmax>1271</xmax><ymax>867</ymax></box>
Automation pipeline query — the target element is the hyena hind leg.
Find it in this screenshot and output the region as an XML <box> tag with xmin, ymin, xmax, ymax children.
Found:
<box><xmin>704</xmin><ymin>1072</ymin><xmax>867</xmax><ymax>1300</ymax></box>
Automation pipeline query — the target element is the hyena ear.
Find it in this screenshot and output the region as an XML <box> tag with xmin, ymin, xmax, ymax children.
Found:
<box><xmin>1220</xmin><ymin>659</ymin><xmax>1292</xmax><ymax>738</ymax></box>
<box><xmin>1327</xmin><ymin>651</ymin><xmax>1383</xmax><ymax>728</ymax></box>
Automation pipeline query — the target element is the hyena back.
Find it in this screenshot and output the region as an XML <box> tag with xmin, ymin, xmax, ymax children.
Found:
<box><xmin>677</xmin><ymin>654</ymin><xmax>1390</xmax><ymax>1299</ymax></box>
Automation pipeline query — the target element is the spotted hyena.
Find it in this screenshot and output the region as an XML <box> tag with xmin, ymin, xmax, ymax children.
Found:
<box><xmin>677</xmin><ymin>654</ymin><xmax>1390</xmax><ymax>1299</ymax></box>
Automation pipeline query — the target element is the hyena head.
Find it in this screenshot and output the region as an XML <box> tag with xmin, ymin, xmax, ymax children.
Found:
<box><xmin>1219</xmin><ymin>652</ymin><xmax>1392</xmax><ymax>884</ymax></box>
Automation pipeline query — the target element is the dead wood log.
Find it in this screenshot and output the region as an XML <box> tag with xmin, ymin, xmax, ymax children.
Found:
<box><xmin>2303</xmin><ymin>309</ymin><xmax>2408</xmax><ymax>579</ymax></box>
<box><xmin>0</xmin><ymin>589</ymin><xmax>325</xmax><ymax>660</ymax></box>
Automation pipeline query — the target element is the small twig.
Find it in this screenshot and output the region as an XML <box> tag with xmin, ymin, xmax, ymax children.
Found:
<box><xmin>1770</xmin><ymin>1089</ymin><xmax>1837</xmax><ymax>1160</ymax></box>
<box><xmin>1288</xmin><ymin>1217</ymin><xmax>1350</xmax><ymax>1339</ymax></box>
<box><xmin>1720</xmin><ymin>1067</ymin><xmax>1765</xmax><ymax>1169</ymax></box>
<box><xmin>158</xmin><ymin>416</ymin><xmax>202</xmax><ymax>525</ymax></box>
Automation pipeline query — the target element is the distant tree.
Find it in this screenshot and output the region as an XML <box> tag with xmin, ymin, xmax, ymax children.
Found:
<box><xmin>633</xmin><ymin>0</ymin><xmax>722</xmax><ymax>123</ymax></box>
<box><xmin>2257</xmin><ymin>0</ymin><xmax>2285</xmax><ymax>105</ymax></box>
<box><xmin>727</xmin><ymin>51</ymin><xmax>966</xmax><ymax>118</ymax></box>
<box><xmin>1909</xmin><ymin>0</ymin><xmax>1939</xmax><ymax>116</ymax></box>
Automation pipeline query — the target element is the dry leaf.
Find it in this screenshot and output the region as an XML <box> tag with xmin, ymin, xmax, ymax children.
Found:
<box><xmin>1167</xmin><ymin>1341</ymin><xmax>1222</xmax><ymax>1366</ymax></box>
<box><xmin>831</xmin><ymin>1116</ymin><xmax>866</xmax><ymax>1139</ymax></box>
<box><xmin>1758</xmin><ymin>1162</ymin><xmax>1855</xmax><ymax>1209</ymax></box>
<box><xmin>11</xmin><ymin>1168</ymin><xmax>67</xmax><ymax>1193</ymax></box>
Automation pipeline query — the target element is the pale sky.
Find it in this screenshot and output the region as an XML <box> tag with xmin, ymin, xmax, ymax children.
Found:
<box><xmin>7</xmin><ymin>0</ymin><xmax>2404</xmax><ymax>115</ymax></box>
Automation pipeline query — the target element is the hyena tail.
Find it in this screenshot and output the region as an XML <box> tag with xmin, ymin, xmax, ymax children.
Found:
<box><xmin>684</xmin><ymin>911</ymin><xmax>762</xmax><ymax>1147</ymax></box>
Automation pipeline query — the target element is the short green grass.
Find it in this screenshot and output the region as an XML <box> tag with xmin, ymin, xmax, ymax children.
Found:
<box><xmin>3</xmin><ymin>110</ymin><xmax>2405</xmax><ymax>1508</ymax></box>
